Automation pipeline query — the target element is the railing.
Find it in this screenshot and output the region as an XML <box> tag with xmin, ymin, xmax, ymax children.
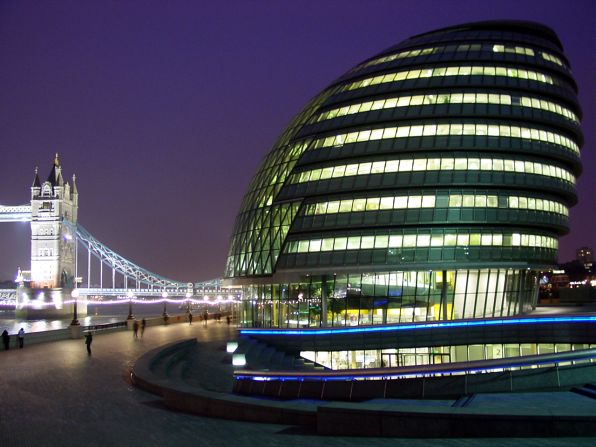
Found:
<box><xmin>234</xmin><ymin>347</ymin><xmax>596</xmax><ymax>382</ymax></box>
<box><xmin>82</xmin><ymin>321</ymin><xmax>127</xmax><ymax>332</ymax></box>
<box><xmin>0</xmin><ymin>204</ymin><xmax>31</xmax><ymax>222</ymax></box>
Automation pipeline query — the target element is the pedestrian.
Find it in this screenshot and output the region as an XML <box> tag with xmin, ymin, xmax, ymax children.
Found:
<box><xmin>17</xmin><ymin>328</ymin><xmax>25</xmax><ymax>349</ymax></box>
<box><xmin>1</xmin><ymin>329</ymin><xmax>9</xmax><ymax>350</ymax></box>
<box><xmin>141</xmin><ymin>318</ymin><xmax>146</xmax><ymax>338</ymax></box>
<box><xmin>133</xmin><ymin>319</ymin><xmax>139</xmax><ymax>339</ymax></box>
<box><xmin>203</xmin><ymin>310</ymin><xmax>208</xmax><ymax>326</ymax></box>
<box><xmin>188</xmin><ymin>312</ymin><xmax>193</xmax><ymax>325</ymax></box>
<box><xmin>226</xmin><ymin>315</ymin><xmax>231</xmax><ymax>326</ymax></box>
<box><xmin>85</xmin><ymin>332</ymin><xmax>93</xmax><ymax>355</ymax></box>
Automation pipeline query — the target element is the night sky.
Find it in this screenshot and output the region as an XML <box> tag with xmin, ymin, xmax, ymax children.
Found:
<box><xmin>0</xmin><ymin>0</ymin><xmax>594</xmax><ymax>282</ymax></box>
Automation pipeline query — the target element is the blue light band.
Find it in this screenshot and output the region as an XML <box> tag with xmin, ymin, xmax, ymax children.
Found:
<box><xmin>239</xmin><ymin>315</ymin><xmax>596</xmax><ymax>337</ymax></box>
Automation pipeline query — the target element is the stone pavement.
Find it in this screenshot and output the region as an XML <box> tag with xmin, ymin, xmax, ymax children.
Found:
<box><xmin>0</xmin><ymin>322</ymin><xmax>594</xmax><ymax>447</ymax></box>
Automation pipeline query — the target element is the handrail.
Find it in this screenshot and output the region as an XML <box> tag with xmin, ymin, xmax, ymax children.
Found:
<box><xmin>234</xmin><ymin>348</ymin><xmax>596</xmax><ymax>381</ymax></box>
<box><xmin>239</xmin><ymin>314</ymin><xmax>596</xmax><ymax>336</ymax></box>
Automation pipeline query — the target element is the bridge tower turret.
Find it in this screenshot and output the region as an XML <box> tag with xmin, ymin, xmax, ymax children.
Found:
<box><xmin>29</xmin><ymin>154</ymin><xmax>78</xmax><ymax>289</ymax></box>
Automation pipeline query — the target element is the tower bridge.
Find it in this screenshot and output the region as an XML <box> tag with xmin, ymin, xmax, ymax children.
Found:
<box><xmin>0</xmin><ymin>155</ymin><xmax>236</xmax><ymax>317</ymax></box>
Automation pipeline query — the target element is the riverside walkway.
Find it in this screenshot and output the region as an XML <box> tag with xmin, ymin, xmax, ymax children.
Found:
<box><xmin>0</xmin><ymin>321</ymin><xmax>593</xmax><ymax>447</ymax></box>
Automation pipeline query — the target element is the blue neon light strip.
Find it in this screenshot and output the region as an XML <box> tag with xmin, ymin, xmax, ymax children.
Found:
<box><xmin>234</xmin><ymin>353</ymin><xmax>596</xmax><ymax>382</ymax></box>
<box><xmin>239</xmin><ymin>315</ymin><xmax>596</xmax><ymax>336</ymax></box>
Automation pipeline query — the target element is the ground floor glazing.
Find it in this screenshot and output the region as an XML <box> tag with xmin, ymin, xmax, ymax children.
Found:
<box><xmin>300</xmin><ymin>343</ymin><xmax>596</xmax><ymax>370</ymax></box>
<box><xmin>239</xmin><ymin>268</ymin><xmax>538</xmax><ymax>328</ymax></box>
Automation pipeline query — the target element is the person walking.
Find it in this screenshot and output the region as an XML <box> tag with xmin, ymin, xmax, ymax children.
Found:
<box><xmin>17</xmin><ymin>328</ymin><xmax>25</xmax><ymax>349</ymax></box>
<box><xmin>133</xmin><ymin>320</ymin><xmax>139</xmax><ymax>339</ymax></box>
<box><xmin>188</xmin><ymin>312</ymin><xmax>193</xmax><ymax>325</ymax></box>
<box><xmin>203</xmin><ymin>310</ymin><xmax>208</xmax><ymax>327</ymax></box>
<box><xmin>84</xmin><ymin>332</ymin><xmax>93</xmax><ymax>355</ymax></box>
<box><xmin>1</xmin><ymin>329</ymin><xmax>9</xmax><ymax>350</ymax></box>
<box><xmin>140</xmin><ymin>318</ymin><xmax>146</xmax><ymax>338</ymax></box>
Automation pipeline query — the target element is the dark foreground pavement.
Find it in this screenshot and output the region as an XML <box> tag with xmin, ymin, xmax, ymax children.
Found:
<box><xmin>0</xmin><ymin>322</ymin><xmax>593</xmax><ymax>447</ymax></box>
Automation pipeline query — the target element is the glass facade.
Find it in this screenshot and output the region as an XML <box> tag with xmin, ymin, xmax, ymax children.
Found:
<box><xmin>301</xmin><ymin>343</ymin><xmax>596</xmax><ymax>370</ymax></box>
<box><xmin>240</xmin><ymin>268</ymin><xmax>538</xmax><ymax>328</ymax></box>
<box><xmin>225</xmin><ymin>21</ymin><xmax>582</xmax><ymax>330</ymax></box>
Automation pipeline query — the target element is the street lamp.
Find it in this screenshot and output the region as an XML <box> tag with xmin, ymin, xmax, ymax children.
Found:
<box><xmin>71</xmin><ymin>288</ymin><xmax>80</xmax><ymax>326</ymax></box>
<box><xmin>162</xmin><ymin>291</ymin><xmax>168</xmax><ymax>317</ymax></box>
<box><xmin>126</xmin><ymin>290</ymin><xmax>134</xmax><ymax>320</ymax></box>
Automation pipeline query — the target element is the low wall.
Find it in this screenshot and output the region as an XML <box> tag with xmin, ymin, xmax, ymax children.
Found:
<box><xmin>131</xmin><ymin>339</ymin><xmax>317</xmax><ymax>426</ymax></box>
<box><xmin>0</xmin><ymin>321</ymin><xmax>128</xmax><ymax>349</ymax></box>
<box><xmin>131</xmin><ymin>339</ymin><xmax>596</xmax><ymax>437</ymax></box>
<box><xmin>317</xmin><ymin>403</ymin><xmax>596</xmax><ymax>437</ymax></box>
<box><xmin>234</xmin><ymin>362</ymin><xmax>596</xmax><ymax>400</ymax></box>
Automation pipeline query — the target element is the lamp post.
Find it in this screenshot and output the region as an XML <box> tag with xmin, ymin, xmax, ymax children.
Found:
<box><xmin>71</xmin><ymin>288</ymin><xmax>80</xmax><ymax>326</ymax></box>
<box><xmin>162</xmin><ymin>291</ymin><xmax>168</xmax><ymax>317</ymax></box>
<box><xmin>126</xmin><ymin>290</ymin><xmax>134</xmax><ymax>320</ymax></box>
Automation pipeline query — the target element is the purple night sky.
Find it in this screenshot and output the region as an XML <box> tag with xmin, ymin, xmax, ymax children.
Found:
<box><xmin>0</xmin><ymin>0</ymin><xmax>594</xmax><ymax>282</ymax></box>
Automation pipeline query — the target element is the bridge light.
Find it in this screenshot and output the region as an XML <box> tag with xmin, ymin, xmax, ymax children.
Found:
<box><xmin>162</xmin><ymin>291</ymin><xmax>168</xmax><ymax>299</ymax></box>
<box><xmin>127</xmin><ymin>290</ymin><xmax>133</xmax><ymax>299</ymax></box>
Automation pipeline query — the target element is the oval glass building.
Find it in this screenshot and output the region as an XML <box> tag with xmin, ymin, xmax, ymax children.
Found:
<box><xmin>225</xmin><ymin>21</ymin><xmax>582</xmax><ymax>328</ymax></box>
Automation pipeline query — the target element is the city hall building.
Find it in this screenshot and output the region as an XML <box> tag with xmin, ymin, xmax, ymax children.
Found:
<box><xmin>225</xmin><ymin>21</ymin><xmax>583</xmax><ymax>371</ymax></box>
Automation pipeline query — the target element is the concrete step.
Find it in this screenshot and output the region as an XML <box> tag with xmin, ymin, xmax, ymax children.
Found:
<box><xmin>257</xmin><ymin>346</ymin><xmax>276</xmax><ymax>366</ymax></box>
<box><xmin>282</xmin><ymin>355</ymin><xmax>295</xmax><ymax>369</ymax></box>
<box><xmin>164</xmin><ymin>347</ymin><xmax>193</xmax><ymax>380</ymax></box>
<box><xmin>244</xmin><ymin>341</ymin><xmax>267</xmax><ymax>365</ymax></box>
<box><xmin>452</xmin><ymin>394</ymin><xmax>475</xmax><ymax>407</ymax></box>
<box><xmin>572</xmin><ymin>386</ymin><xmax>596</xmax><ymax>400</ymax></box>
<box><xmin>269</xmin><ymin>351</ymin><xmax>286</xmax><ymax>368</ymax></box>
<box><xmin>149</xmin><ymin>350</ymin><xmax>178</xmax><ymax>378</ymax></box>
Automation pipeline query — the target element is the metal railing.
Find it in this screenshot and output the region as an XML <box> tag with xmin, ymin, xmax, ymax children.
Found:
<box><xmin>234</xmin><ymin>348</ymin><xmax>596</xmax><ymax>381</ymax></box>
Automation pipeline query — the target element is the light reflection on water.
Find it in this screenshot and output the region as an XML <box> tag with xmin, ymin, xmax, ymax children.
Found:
<box><xmin>0</xmin><ymin>302</ymin><xmax>193</xmax><ymax>334</ymax></box>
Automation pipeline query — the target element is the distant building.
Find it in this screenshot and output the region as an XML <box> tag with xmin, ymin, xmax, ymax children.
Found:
<box><xmin>577</xmin><ymin>246</ymin><xmax>593</xmax><ymax>267</ymax></box>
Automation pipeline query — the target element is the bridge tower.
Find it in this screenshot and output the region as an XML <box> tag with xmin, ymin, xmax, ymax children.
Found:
<box><xmin>17</xmin><ymin>154</ymin><xmax>83</xmax><ymax>318</ymax></box>
<box><xmin>30</xmin><ymin>153</ymin><xmax>78</xmax><ymax>288</ymax></box>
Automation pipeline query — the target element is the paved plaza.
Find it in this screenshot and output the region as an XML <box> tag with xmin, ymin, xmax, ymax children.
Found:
<box><xmin>0</xmin><ymin>321</ymin><xmax>594</xmax><ymax>446</ymax></box>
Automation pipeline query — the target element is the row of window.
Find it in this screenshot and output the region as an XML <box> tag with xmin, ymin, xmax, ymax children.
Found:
<box><xmin>492</xmin><ymin>44</ymin><xmax>536</xmax><ymax>56</ymax></box>
<box><xmin>342</xmin><ymin>65</ymin><xmax>557</xmax><ymax>93</ymax></box>
<box><xmin>540</xmin><ymin>51</ymin><xmax>565</xmax><ymax>67</ymax></box>
<box><xmin>303</xmin><ymin>194</ymin><xmax>569</xmax><ymax>217</ymax></box>
<box><xmin>310</xmin><ymin>122</ymin><xmax>579</xmax><ymax>155</ymax></box>
<box><xmin>313</xmin><ymin>92</ymin><xmax>579</xmax><ymax>124</ymax></box>
<box><xmin>357</xmin><ymin>42</ymin><xmax>565</xmax><ymax>70</ymax></box>
<box><xmin>291</xmin><ymin>157</ymin><xmax>576</xmax><ymax>185</ymax></box>
<box><xmin>285</xmin><ymin>232</ymin><xmax>558</xmax><ymax>254</ymax></box>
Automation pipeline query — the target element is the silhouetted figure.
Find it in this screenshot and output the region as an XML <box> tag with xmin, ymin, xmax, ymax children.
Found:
<box><xmin>133</xmin><ymin>320</ymin><xmax>139</xmax><ymax>339</ymax></box>
<box><xmin>1</xmin><ymin>329</ymin><xmax>9</xmax><ymax>350</ymax></box>
<box><xmin>203</xmin><ymin>310</ymin><xmax>208</xmax><ymax>326</ymax></box>
<box><xmin>188</xmin><ymin>312</ymin><xmax>193</xmax><ymax>325</ymax></box>
<box><xmin>85</xmin><ymin>332</ymin><xmax>93</xmax><ymax>355</ymax></box>
<box><xmin>226</xmin><ymin>315</ymin><xmax>231</xmax><ymax>326</ymax></box>
<box><xmin>17</xmin><ymin>328</ymin><xmax>25</xmax><ymax>349</ymax></box>
<box><xmin>141</xmin><ymin>318</ymin><xmax>146</xmax><ymax>338</ymax></box>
